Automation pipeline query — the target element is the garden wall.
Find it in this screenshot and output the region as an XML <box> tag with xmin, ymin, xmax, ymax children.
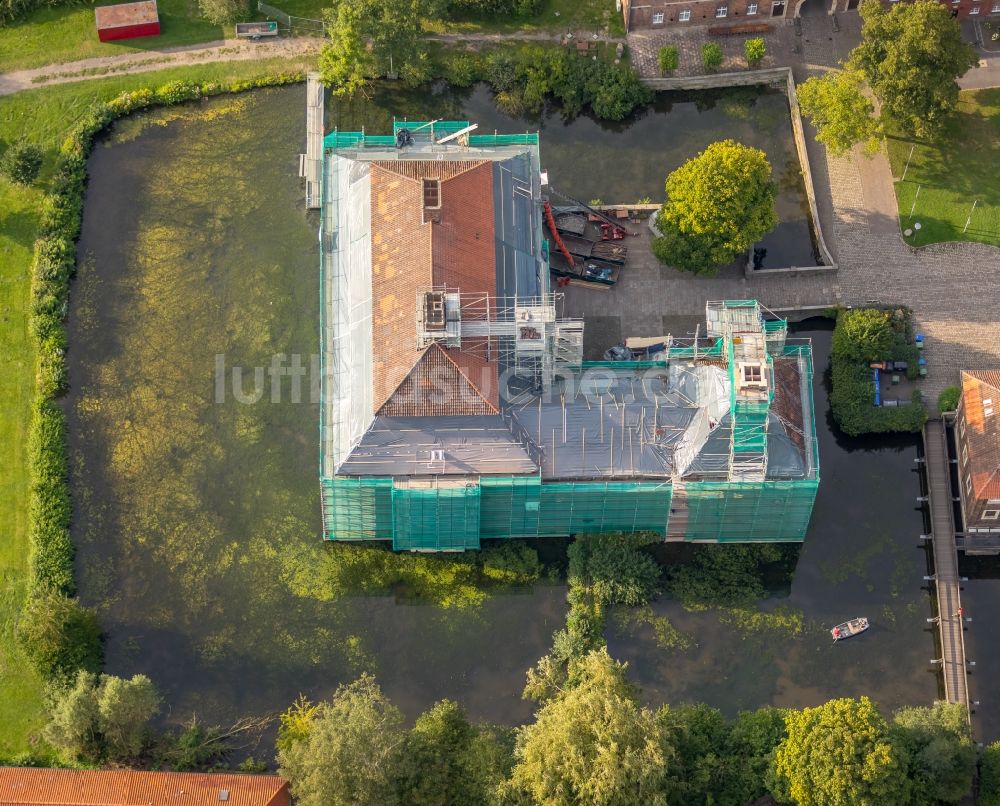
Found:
<box><xmin>641</xmin><ymin>67</ymin><xmax>837</xmax><ymax>277</ymax></box>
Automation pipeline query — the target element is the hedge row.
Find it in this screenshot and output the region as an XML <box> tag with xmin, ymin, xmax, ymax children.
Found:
<box><xmin>18</xmin><ymin>72</ymin><xmax>305</xmax><ymax>683</ymax></box>
<box><xmin>829</xmin><ymin>307</ymin><xmax>927</xmax><ymax>437</ymax></box>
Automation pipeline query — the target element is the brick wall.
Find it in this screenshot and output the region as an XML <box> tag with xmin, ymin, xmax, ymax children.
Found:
<box><xmin>627</xmin><ymin>0</ymin><xmax>787</xmax><ymax>28</ymax></box>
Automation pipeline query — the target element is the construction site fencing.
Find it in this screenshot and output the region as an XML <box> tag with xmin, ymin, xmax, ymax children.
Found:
<box><xmin>323</xmin><ymin>476</ymin><xmax>674</xmax><ymax>550</ymax></box>
<box><xmin>256</xmin><ymin>0</ymin><xmax>325</xmax><ymax>36</ymax></box>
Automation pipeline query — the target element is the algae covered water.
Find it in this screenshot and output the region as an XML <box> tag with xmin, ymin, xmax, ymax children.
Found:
<box><xmin>69</xmin><ymin>84</ymin><xmax>931</xmax><ymax>734</ymax></box>
<box><xmin>68</xmin><ymin>85</ymin><xmax>565</xmax><ymax>730</ymax></box>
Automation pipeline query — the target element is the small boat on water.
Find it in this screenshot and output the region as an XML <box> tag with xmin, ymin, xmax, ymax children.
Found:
<box><xmin>831</xmin><ymin>617</ymin><xmax>869</xmax><ymax>641</ymax></box>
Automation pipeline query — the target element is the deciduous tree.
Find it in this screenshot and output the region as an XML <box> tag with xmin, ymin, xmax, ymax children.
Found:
<box><xmin>848</xmin><ymin>0</ymin><xmax>976</xmax><ymax>138</ymax></box>
<box><xmin>772</xmin><ymin>696</ymin><xmax>910</xmax><ymax>806</ymax></box>
<box><xmin>0</xmin><ymin>142</ymin><xmax>43</xmax><ymax>186</ymax></box>
<box><xmin>318</xmin><ymin>0</ymin><xmax>438</xmax><ymax>96</ymax></box>
<box><xmin>277</xmin><ymin>675</ymin><xmax>405</xmax><ymax>806</ymax></box>
<box><xmin>891</xmin><ymin>702</ymin><xmax>974</xmax><ymax>805</ymax></box>
<box><xmin>797</xmin><ymin>70</ymin><xmax>881</xmax><ymax>156</ymax></box>
<box><xmin>97</xmin><ymin>673</ymin><xmax>161</xmax><ymax>759</ymax></box>
<box><xmin>652</xmin><ymin>140</ymin><xmax>777</xmax><ymax>274</ymax></box>
<box><xmin>508</xmin><ymin>649</ymin><xmax>672</xmax><ymax>805</ymax></box>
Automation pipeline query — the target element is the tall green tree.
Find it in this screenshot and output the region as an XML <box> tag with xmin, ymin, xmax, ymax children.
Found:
<box><xmin>277</xmin><ymin>675</ymin><xmax>405</xmax><ymax>806</ymax></box>
<box><xmin>318</xmin><ymin>0</ymin><xmax>439</xmax><ymax>95</ymax></box>
<box><xmin>891</xmin><ymin>702</ymin><xmax>974</xmax><ymax>804</ymax></box>
<box><xmin>43</xmin><ymin>671</ymin><xmax>160</xmax><ymax>761</ymax></box>
<box><xmin>772</xmin><ymin>696</ymin><xmax>910</xmax><ymax>806</ymax></box>
<box><xmin>397</xmin><ymin>699</ymin><xmax>505</xmax><ymax>806</ymax></box>
<box><xmin>652</xmin><ymin>140</ymin><xmax>777</xmax><ymax>275</ymax></box>
<box><xmin>44</xmin><ymin>671</ymin><xmax>101</xmax><ymax>759</ymax></box>
<box><xmin>96</xmin><ymin>674</ymin><xmax>161</xmax><ymax>759</ymax></box>
<box><xmin>797</xmin><ymin>70</ymin><xmax>881</xmax><ymax>156</ymax></box>
<box><xmin>981</xmin><ymin>741</ymin><xmax>1000</xmax><ymax>806</ymax></box>
<box><xmin>508</xmin><ymin>649</ymin><xmax>673</xmax><ymax>805</ymax></box>
<box><xmin>848</xmin><ymin>0</ymin><xmax>976</xmax><ymax>138</ymax></box>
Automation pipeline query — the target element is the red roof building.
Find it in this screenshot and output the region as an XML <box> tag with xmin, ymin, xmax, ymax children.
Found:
<box><xmin>95</xmin><ymin>0</ymin><xmax>160</xmax><ymax>42</ymax></box>
<box><xmin>955</xmin><ymin>370</ymin><xmax>1000</xmax><ymax>534</ymax></box>
<box><xmin>0</xmin><ymin>767</ymin><xmax>290</xmax><ymax>806</ymax></box>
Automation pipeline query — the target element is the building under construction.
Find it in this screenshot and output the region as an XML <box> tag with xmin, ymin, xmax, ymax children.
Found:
<box><xmin>314</xmin><ymin>112</ymin><xmax>819</xmax><ymax>551</ymax></box>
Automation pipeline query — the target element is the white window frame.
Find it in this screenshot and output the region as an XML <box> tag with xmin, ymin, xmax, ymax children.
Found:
<box><xmin>967</xmin><ymin>474</ymin><xmax>974</xmax><ymax>494</ymax></box>
<box><xmin>652</xmin><ymin>10</ymin><xmax>665</xmax><ymax>23</ymax></box>
<box><xmin>970</xmin><ymin>4</ymin><xmax>981</xmax><ymax>12</ymax></box>
<box><xmin>992</xmin><ymin>2</ymin><xmax>1000</xmax><ymax>12</ymax></box>
<box><xmin>679</xmin><ymin>8</ymin><xmax>691</xmax><ymax>19</ymax></box>
<box><xmin>747</xmin><ymin>2</ymin><xmax>758</xmax><ymax>12</ymax></box>
<box><xmin>716</xmin><ymin>4</ymin><xmax>728</xmax><ymax>15</ymax></box>
<box><xmin>983</xmin><ymin>510</ymin><xmax>1000</xmax><ymax>520</ymax></box>
<box><xmin>962</xmin><ymin>443</ymin><xmax>969</xmax><ymax>465</ymax></box>
<box><xmin>960</xmin><ymin>418</ymin><xmax>966</xmax><ymax>438</ymax></box>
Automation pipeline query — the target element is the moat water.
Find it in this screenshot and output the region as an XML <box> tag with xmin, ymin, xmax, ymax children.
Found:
<box><xmin>68</xmin><ymin>84</ymin><xmax>947</xmax><ymax>742</ymax></box>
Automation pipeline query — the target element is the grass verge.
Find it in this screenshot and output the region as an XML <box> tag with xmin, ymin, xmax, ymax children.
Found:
<box><xmin>887</xmin><ymin>88</ymin><xmax>1000</xmax><ymax>249</ymax></box>
<box><xmin>0</xmin><ymin>55</ymin><xmax>316</xmax><ymax>757</ymax></box>
<box><xmin>0</xmin><ymin>0</ymin><xmax>225</xmax><ymax>73</ymax></box>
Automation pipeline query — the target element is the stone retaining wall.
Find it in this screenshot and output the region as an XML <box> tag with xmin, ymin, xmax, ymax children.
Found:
<box><xmin>640</xmin><ymin>68</ymin><xmax>837</xmax><ymax>277</ymax></box>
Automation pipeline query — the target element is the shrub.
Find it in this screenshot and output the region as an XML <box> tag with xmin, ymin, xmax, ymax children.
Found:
<box><xmin>18</xmin><ymin>592</ymin><xmax>102</xmax><ymax>682</ymax></box>
<box><xmin>667</xmin><ymin>543</ymin><xmax>783</xmax><ymax>609</ymax></box>
<box><xmin>830</xmin><ymin>307</ymin><xmax>927</xmax><ymax>436</ymax></box>
<box><xmin>744</xmin><ymin>37</ymin><xmax>766</xmax><ymax>67</ymax></box>
<box><xmin>938</xmin><ymin>385</ymin><xmax>961</xmax><ymax>413</ymax></box>
<box><xmin>658</xmin><ymin>46</ymin><xmax>679</xmax><ymax>74</ymax></box>
<box><xmin>196</xmin><ymin>0</ymin><xmax>248</xmax><ymax>24</ymax></box>
<box><xmin>981</xmin><ymin>741</ymin><xmax>1000</xmax><ymax>806</ymax></box>
<box><xmin>44</xmin><ymin>671</ymin><xmax>160</xmax><ymax>761</ymax></box>
<box><xmin>1</xmin><ymin>142</ymin><xmax>43</xmax><ymax>186</ymax></box>
<box><xmin>701</xmin><ymin>42</ymin><xmax>723</xmax><ymax>72</ymax></box>
<box><xmin>438</xmin><ymin>51</ymin><xmax>484</xmax><ymax>87</ymax></box>
<box><xmin>591</xmin><ymin>63</ymin><xmax>653</xmax><ymax>121</ymax></box>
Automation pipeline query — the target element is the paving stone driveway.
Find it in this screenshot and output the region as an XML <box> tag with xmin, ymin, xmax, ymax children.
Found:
<box><xmin>565</xmin><ymin>14</ymin><xmax>1000</xmax><ymax>404</ymax></box>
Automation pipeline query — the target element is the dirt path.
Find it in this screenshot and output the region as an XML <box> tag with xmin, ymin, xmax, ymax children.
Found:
<box><xmin>0</xmin><ymin>36</ymin><xmax>322</xmax><ymax>97</ymax></box>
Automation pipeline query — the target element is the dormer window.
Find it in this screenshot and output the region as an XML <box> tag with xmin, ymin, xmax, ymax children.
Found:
<box><xmin>423</xmin><ymin>178</ymin><xmax>441</xmax><ymax>209</ymax></box>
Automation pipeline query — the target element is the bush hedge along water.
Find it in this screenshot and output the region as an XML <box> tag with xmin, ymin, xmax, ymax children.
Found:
<box><xmin>19</xmin><ymin>72</ymin><xmax>305</xmax><ymax>683</ymax></box>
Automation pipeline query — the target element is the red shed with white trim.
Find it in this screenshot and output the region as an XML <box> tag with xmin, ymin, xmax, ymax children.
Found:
<box><xmin>95</xmin><ymin>0</ymin><xmax>160</xmax><ymax>42</ymax></box>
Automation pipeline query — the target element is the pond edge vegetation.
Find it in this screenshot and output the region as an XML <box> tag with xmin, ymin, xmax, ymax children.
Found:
<box><xmin>17</xmin><ymin>71</ymin><xmax>307</xmax><ymax>691</ymax></box>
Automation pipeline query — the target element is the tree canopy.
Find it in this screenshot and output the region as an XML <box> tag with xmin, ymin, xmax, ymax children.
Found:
<box><xmin>848</xmin><ymin>0</ymin><xmax>976</xmax><ymax>139</ymax></box>
<box><xmin>652</xmin><ymin>140</ymin><xmax>777</xmax><ymax>274</ymax></box>
<box><xmin>891</xmin><ymin>702</ymin><xmax>974</xmax><ymax>805</ymax></box>
<box><xmin>277</xmin><ymin>675</ymin><xmax>406</xmax><ymax>806</ymax></box>
<box><xmin>797</xmin><ymin>70</ymin><xmax>880</xmax><ymax>157</ymax></box>
<box><xmin>318</xmin><ymin>0</ymin><xmax>438</xmax><ymax>95</ymax></box>
<box><xmin>509</xmin><ymin>649</ymin><xmax>672</xmax><ymax>805</ymax></box>
<box><xmin>773</xmin><ymin>696</ymin><xmax>911</xmax><ymax>806</ymax></box>
<box><xmin>44</xmin><ymin>671</ymin><xmax>160</xmax><ymax>761</ymax></box>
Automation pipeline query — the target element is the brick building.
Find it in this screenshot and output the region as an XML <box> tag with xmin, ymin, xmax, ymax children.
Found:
<box><xmin>623</xmin><ymin>0</ymin><xmax>999</xmax><ymax>29</ymax></box>
<box><xmin>954</xmin><ymin>370</ymin><xmax>1000</xmax><ymax>536</ymax></box>
<box><xmin>622</xmin><ymin>0</ymin><xmax>788</xmax><ymax>30</ymax></box>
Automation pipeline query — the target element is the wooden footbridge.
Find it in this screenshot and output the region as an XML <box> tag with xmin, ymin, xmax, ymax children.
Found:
<box><xmin>922</xmin><ymin>419</ymin><xmax>971</xmax><ymax>721</ymax></box>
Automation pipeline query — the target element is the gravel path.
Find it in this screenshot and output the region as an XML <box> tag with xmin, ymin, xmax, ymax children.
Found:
<box><xmin>0</xmin><ymin>36</ymin><xmax>322</xmax><ymax>97</ymax></box>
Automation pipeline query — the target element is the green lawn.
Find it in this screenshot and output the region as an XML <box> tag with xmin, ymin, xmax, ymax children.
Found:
<box><xmin>425</xmin><ymin>0</ymin><xmax>625</xmax><ymax>37</ymax></box>
<box><xmin>887</xmin><ymin>88</ymin><xmax>1000</xmax><ymax>249</ymax></box>
<box><xmin>0</xmin><ymin>178</ymin><xmax>47</xmax><ymax>760</ymax></box>
<box><xmin>0</xmin><ymin>55</ymin><xmax>316</xmax><ymax>757</ymax></box>
<box><xmin>0</xmin><ymin>0</ymin><xmax>225</xmax><ymax>73</ymax></box>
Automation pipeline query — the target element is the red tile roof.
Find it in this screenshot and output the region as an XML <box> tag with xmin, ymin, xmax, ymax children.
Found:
<box><xmin>368</xmin><ymin>159</ymin><xmax>500</xmax><ymax>416</ymax></box>
<box><xmin>960</xmin><ymin>370</ymin><xmax>1000</xmax><ymax>500</ymax></box>
<box><xmin>94</xmin><ymin>0</ymin><xmax>158</xmax><ymax>28</ymax></box>
<box><xmin>378</xmin><ymin>343</ymin><xmax>498</xmax><ymax>416</ymax></box>
<box><xmin>0</xmin><ymin>768</ymin><xmax>290</xmax><ymax>806</ymax></box>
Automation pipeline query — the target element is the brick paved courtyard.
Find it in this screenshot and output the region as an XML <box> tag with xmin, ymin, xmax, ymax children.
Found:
<box><xmin>566</xmin><ymin>12</ymin><xmax>1000</xmax><ymax>406</ymax></box>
